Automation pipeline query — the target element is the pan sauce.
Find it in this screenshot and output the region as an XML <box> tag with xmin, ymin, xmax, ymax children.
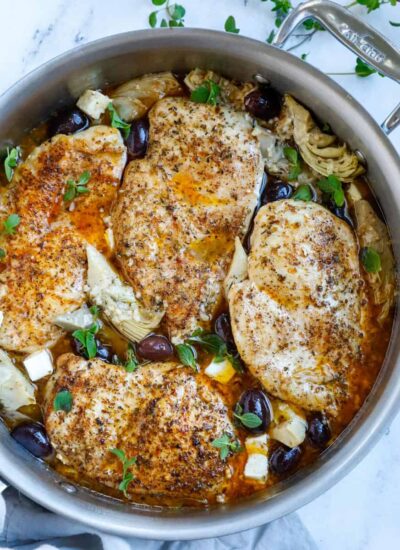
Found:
<box><xmin>0</xmin><ymin>70</ymin><xmax>395</xmax><ymax>508</ymax></box>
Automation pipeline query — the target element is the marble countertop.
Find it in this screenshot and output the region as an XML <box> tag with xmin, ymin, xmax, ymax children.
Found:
<box><xmin>1</xmin><ymin>0</ymin><xmax>400</xmax><ymax>548</ymax></box>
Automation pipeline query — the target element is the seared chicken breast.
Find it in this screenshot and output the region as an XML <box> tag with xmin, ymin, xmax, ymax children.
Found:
<box><xmin>44</xmin><ymin>354</ymin><xmax>235</xmax><ymax>502</ymax></box>
<box><xmin>112</xmin><ymin>97</ymin><xmax>264</xmax><ymax>338</ymax></box>
<box><xmin>0</xmin><ymin>127</ymin><xmax>126</xmax><ymax>353</ymax></box>
<box><xmin>228</xmin><ymin>200</ymin><xmax>364</xmax><ymax>415</ymax></box>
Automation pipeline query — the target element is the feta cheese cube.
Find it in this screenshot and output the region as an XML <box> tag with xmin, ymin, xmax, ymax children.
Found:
<box><xmin>270</xmin><ymin>401</ymin><xmax>308</xmax><ymax>448</ymax></box>
<box><xmin>204</xmin><ymin>357</ymin><xmax>236</xmax><ymax>384</ymax></box>
<box><xmin>23</xmin><ymin>349</ymin><xmax>53</xmax><ymax>382</ymax></box>
<box><xmin>244</xmin><ymin>453</ymin><xmax>269</xmax><ymax>481</ymax></box>
<box><xmin>77</xmin><ymin>90</ymin><xmax>110</xmax><ymax>120</ymax></box>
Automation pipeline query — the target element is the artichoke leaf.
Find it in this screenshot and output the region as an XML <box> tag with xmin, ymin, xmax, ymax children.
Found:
<box><xmin>86</xmin><ymin>245</ymin><xmax>164</xmax><ymax>341</ymax></box>
<box><xmin>110</xmin><ymin>72</ymin><xmax>183</xmax><ymax>122</ymax></box>
<box><xmin>224</xmin><ymin>237</ymin><xmax>248</xmax><ymax>298</ymax></box>
<box><xmin>354</xmin><ymin>200</ymin><xmax>395</xmax><ymax>323</ymax></box>
<box><xmin>184</xmin><ymin>68</ymin><xmax>255</xmax><ymax>110</ymax></box>
<box><xmin>276</xmin><ymin>95</ymin><xmax>364</xmax><ymax>182</ymax></box>
<box><xmin>0</xmin><ymin>349</ymin><xmax>36</xmax><ymax>411</ymax></box>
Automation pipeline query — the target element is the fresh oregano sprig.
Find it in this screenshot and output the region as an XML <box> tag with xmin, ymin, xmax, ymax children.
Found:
<box><xmin>72</xmin><ymin>322</ymin><xmax>99</xmax><ymax>359</ymax></box>
<box><xmin>149</xmin><ymin>0</ymin><xmax>186</xmax><ymax>28</ymax></box>
<box><xmin>63</xmin><ymin>171</ymin><xmax>91</xmax><ymax>202</ymax></box>
<box><xmin>3</xmin><ymin>147</ymin><xmax>21</xmax><ymax>182</ymax></box>
<box><xmin>211</xmin><ymin>432</ymin><xmax>242</xmax><ymax>460</ymax></box>
<box><xmin>110</xmin><ymin>448</ymin><xmax>137</xmax><ymax>496</ymax></box>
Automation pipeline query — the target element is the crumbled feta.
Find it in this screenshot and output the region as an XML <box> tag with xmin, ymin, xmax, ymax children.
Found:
<box><xmin>23</xmin><ymin>349</ymin><xmax>54</xmax><ymax>382</ymax></box>
<box><xmin>105</xmin><ymin>227</ymin><xmax>115</xmax><ymax>251</ymax></box>
<box><xmin>77</xmin><ymin>90</ymin><xmax>111</xmax><ymax>120</ymax></box>
<box><xmin>204</xmin><ymin>357</ymin><xmax>236</xmax><ymax>384</ymax></box>
<box><xmin>244</xmin><ymin>453</ymin><xmax>268</xmax><ymax>482</ymax></box>
<box><xmin>0</xmin><ymin>349</ymin><xmax>35</xmax><ymax>410</ymax></box>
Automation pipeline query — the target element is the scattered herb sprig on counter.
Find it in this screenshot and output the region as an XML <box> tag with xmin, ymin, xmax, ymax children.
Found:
<box><xmin>317</xmin><ymin>174</ymin><xmax>344</xmax><ymax>207</ymax></box>
<box><xmin>190</xmin><ymin>80</ymin><xmax>221</xmax><ymax>106</ymax></box>
<box><xmin>233</xmin><ymin>404</ymin><xmax>262</xmax><ymax>429</ymax></box>
<box><xmin>107</xmin><ymin>103</ymin><xmax>131</xmax><ymax>139</ymax></box>
<box><xmin>110</xmin><ymin>448</ymin><xmax>137</xmax><ymax>496</ymax></box>
<box><xmin>54</xmin><ymin>389</ymin><xmax>73</xmax><ymax>412</ymax></box>
<box><xmin>63</xmin><ymin>171</ymin><xmax>91</xmax><ymax>202</ymax></box>
<box><xmin>225</xmin><ymin>15</ymin><xmax>240</xmax><ymax>34</ymax></box>
<box><xmin>4</xmin><ymin>147</ymin><xmax>21</xmax><ymax>182</ymax></box>
<box><xmin>72</xmin><ymin>322</ymin><xmax>99</xmax><ymax>359</ymax></box>
<box><xmin>360</xmin><ymin>246</ymin><xmax>382</xmax><ymax>273</ymax></box>
<box><xmin>149</xmin><ymin>0</ymin><xmax>186</xmax><ymax>28</ymax></box>
<box><xmin>212</xmin><ymin>432</ymin><xmax>242</xmax><ymax>460</ymax></box>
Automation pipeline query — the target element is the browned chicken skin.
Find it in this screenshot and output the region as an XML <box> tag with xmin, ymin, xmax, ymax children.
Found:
<box><xmin>44</xmin><ymin>354</ymin><xmax>235</xmax><ymax>502</ymax></box>
<box><xmin>0</xmin><ymin>127</ymin><xmax>126</xmax><ymax>353</ymax></box>
<box><xmin>112</xmin><ymin>97</ymin><xmax>264</xmax><ymax>339</ymax></box>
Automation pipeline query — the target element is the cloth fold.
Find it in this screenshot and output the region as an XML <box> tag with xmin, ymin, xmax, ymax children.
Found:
<box><xmin>0</xmin><ymin>487</ymin><xmax>317</xmax><ymax>550</ymax></box>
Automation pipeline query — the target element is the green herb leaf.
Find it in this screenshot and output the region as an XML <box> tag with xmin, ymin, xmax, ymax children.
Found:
<box><xmin>317</xmin><ymin>174</ymin><xmax>344</xmax><ymax>207</ymax></box>
<box><xmin>4</xmin><ymin>147</ymin><xmax>21</xmax><ymax>182</ymax></box>
<box><xmin>186</xmin><ymin>329</ymin><xmax>227</xmax><ymax>356</ymax></box>
<box><xmin>360</xmin><ymin>247</ymin><xmax>381</xmax><ymax>273</ymax></box>
<box><xmin>175</xmin><ymin>343</ymin><xmax>198</xmax><ymax>372</ymax></box>
<box><xmin>354</xmin><ymin>57</ymin><xmax>384</xmax><ymax>78</ymax></box>
<box><xmin>110</xmin><ymin>448</ymin><xmax>137</xmax><ymax>496</ymax></box>
<box><xmin>301</xmin><ymin>53</ymin><xmax>308</xmax><ymax>61</ymax></box>
<box><xmin>63</xmin><ymin>172</ymin><xmax>91</xmax><ymax>202</ymax></box>
<box><xmin>190</xmin><ymin>80</ymin><xmax>221</xmax><ymax>106</ymax></box>
<box><xmin>266</xmin><ymin>30</ymin><xmax>275</xmax><ymax>44</ymax></box>
<box><xmin>125</xmin><ymin>343</ymin><xmax>139</xmax><ymax>372</ymax></box>
<box><xmin>226</xmin><ymin>353</ymin><xmax>244</xmax><ymax>374</ymax></box>
<box><xmin>89</xmin><ymin>305</ymin><xmax>100</xmax><ymax>318</ymax></box>
<box><xmin>283</xmin><ymin>146</ymin><xmax>302</xmax><ymax>181</ymax></box>
<box><xmin>0</xmin><ymin>248</ymin><xmax>6</xmax><ymax>260</ymax></box>
<box><xmin>234</xmin><ymin>408</ymin><xmax>262</xmax><ymax>429</ymax></box>
<box><xmin>160</xmin><ymin>18</ymin><xmax>168</xmax><ymax>27</ymax></box>
<box><xmin>2</xmin><ymin>214</ymin><xmax>20</xmax><ymax>235</ymax></box>
<box><xmin>149</xmin><ymin>11</ymin><xmax>157</xmax><ymax>27</ymax></box>
<box><xmin>356</xmin><ymin>0</ymin><xmax>381</xmax><ymax>13</ymax></box>
<box><xmin>152</xmin><ymin>0</ymin><xmax>167</xmax><ymax>5</ymax></box>
<box><xmin>212</xmin><ymin>432</ymin><xmax>242</xmax><ymax>460</ymax></box>
<box><xmin>107</xmin><ymin>103</ymin><xmax>131</xmax><ymax>139</ymax></box>
<box><xmin>224</xmin><ymin>15</ymin><xmax>240</xmax><ymax>34</ymax></box>
<box><xmin>389</xmin><ymin>21</ymin><xmax>400</xmax><ymax>27</ymax></box>
<box><xmin>72</xmin><ymin>322</ymin><xmax>99</xmax><ymax>359</ymax></box>
<box><xmin>293</xmin><ymin>184</ymin><xmax>312</xmax><ymax>202</ymax></box>
<box><xmin>54</xmin><ymin>390</ymin><xmax>73</xmax><ymax>412</ymax></box>
<box><xmin>171</xmin><ymin>4</ymin><xmax>185</xmax><ymax>20</ymax></box>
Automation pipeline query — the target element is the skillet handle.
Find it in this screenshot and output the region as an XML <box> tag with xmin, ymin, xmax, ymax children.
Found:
<box><xmin>271</xmin><ymin>0</ymin><xmax>400</xmax><ymax>134</ymax></box>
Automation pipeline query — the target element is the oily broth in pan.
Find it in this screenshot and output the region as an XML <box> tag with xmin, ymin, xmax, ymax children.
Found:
<box><xmin>0</xmin><ymin>69</ymin><xmax>394</xmax><ymax>508</ymax></box>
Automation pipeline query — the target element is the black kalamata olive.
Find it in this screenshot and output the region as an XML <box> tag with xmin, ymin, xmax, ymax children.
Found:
<box><xmin>263</xmin><ymin>180</ymin><xmax>294</xmax><ymax>204</ymax></box>
<box><xmin>244</xmin><ymin>87</ymin><xmax>283</xmax><ymax>121</ymax></box>
<box><xmin>49</xmin><ymin>107</ymin><xmax>90</xmax><ymax>137</ymax></box>
<box><xmin>307</xmin><ymin>414</ymin><xmax>331</xmax><ymax>448</ymax></box>
<box><xmin>126</xmin><ymin>117</ymin><xmax>149</xmax><ymax>160</ymax></box>
<box><xmin>11</xmin><ymin>422</ymin><xmax>52</xmax><ymax>458</ymax></box>
<box><xmin>71</xmin><ymin>336</ymin><xmax>113</xmax><ymax>363</ymax></box>
<box><xmin>237</xmin><ymin>389</ymin><xmax>272</xmax><ymax>434</ymax></box>
<box><xmin>214</xmin><ymin>313</ymin><xmax>235</xmax><ymax>348</ymax></box>
<box><xmin>327</xmin><ymin>199</ymin><xmax>353</xmax><ymax>227</ymax></box>
<box><xmin>270</xmin><ymin>445</ymin><xmax>302</xmax><ymax>475</ymax></box>
<box><xmin>137</xmin><ymin>334</ymin><xmax>174</xmax><ymax>361</ymax></box>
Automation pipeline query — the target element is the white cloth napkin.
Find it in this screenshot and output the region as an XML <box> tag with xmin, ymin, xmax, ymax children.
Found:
<box><xmin>0</xmin><ymin>487</ymin><xmax>317</xmax><ymax>550</ymax></box>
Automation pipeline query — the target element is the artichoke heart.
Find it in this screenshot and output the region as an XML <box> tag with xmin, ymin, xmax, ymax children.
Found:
<box><xmin>184</xmin><ymin>68</ymin><xmax>255</xmax><ymax>110</ymax></box>
<box><xmin>110</xmin><ymin>72</ymin><xmax>183</xmax><ymax>122</ymax></box>
<box><xmin>276</xmin><ymin>95</ymin><xmax>364</xmax><ymax>182</ymax></box>
<box><xmin>0</xmin><ymin>349</ymin><xmax>36</xmax><ymax>411</ymax></box>
<box><xmin>224</xmin><ymin>237</ymin><xmax>248</xmax><ymax>298</ymax></box>
<box><xmin>354</xmin><ymin>200</ymin><xmax>395</xmax><ymax>323</ymax></box>
<box><xmin>86</xmin><ymin>245</ymin><xmax>164</xmax><ymax>341</ymax></box>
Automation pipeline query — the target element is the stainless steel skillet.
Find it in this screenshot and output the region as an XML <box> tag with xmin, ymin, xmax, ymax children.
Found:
<box><xmin>0</xmin><ymin>0</ymin><xmax>399</xmax><ymax>540</ymax></box>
